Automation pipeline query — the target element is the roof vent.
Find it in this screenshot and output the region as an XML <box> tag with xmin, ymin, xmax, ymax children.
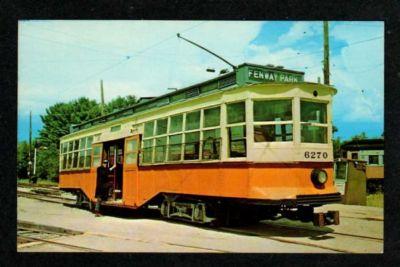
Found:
<box><xmin>266</xmin><ymin>64</ymin><xmax>275</xmax><ymax>68</ymax></box>
<box><xmin>219</xmin><ymin>68</ymin><xmax>229</xmax><ymax>75</ymax></box>
<box><xmin>276</xmin><ymin>65</ymin><xmax>284</xmax><ymax>69</ymax></box>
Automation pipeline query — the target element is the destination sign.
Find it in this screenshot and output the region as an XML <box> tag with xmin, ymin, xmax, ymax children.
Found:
<box><xmin>248</xmin><ymin>67</ymin><xmax>303</xmax><ymax>83</ymax></box>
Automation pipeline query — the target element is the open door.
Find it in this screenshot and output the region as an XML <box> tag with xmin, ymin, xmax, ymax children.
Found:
<box><xmin>122</xmin><ymin>135</ymin><xmax>140</xmax><ymax>206</ymax></box>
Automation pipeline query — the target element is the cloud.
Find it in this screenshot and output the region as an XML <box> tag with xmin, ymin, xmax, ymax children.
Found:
<box><xmin>277</xmin><ymin>21</ymin><xmax>322</xmax><ymax>46</ymax></box>
<box><xmin>330</xmin><ymin>22</ymin><xmax>384</xmax><ymax>123</ymax></box>
<box><xmin>18</xmin><ymin>21</ymin><xmax>264</xmax><ymax>119</ymax></box>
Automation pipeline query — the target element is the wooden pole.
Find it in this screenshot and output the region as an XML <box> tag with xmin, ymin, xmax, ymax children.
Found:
<box><xmin>100</xmin><ymin>80</ymin><xmax>105</xmax><ymax>116</ymax></box>
<box><xmin>323</xmin><ymin>21</ymin><xmax>330</xmax><ymax>85</ymax></box>
<box><xmin>28</xmin><ymin>110</ymin><xmax>32</xmax><ymax>182</ymax></box>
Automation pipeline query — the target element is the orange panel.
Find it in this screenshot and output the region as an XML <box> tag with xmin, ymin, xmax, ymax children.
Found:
<box><xmin>60</xmin><ymin>162</ymin><xmax>336</xmax><ymax>208</ymax></box>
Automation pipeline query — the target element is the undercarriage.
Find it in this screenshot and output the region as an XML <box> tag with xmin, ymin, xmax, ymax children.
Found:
<box><xmin>151</xmin><ymin>194</ymin><xmax>340</xmax><ymax>227</ymax></box>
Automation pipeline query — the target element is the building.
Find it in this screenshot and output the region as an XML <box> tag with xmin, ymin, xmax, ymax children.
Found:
<box><xmin>340</xmin><ymin>138</ymin><xmax>384</xmax><ymax>191</ymax></box>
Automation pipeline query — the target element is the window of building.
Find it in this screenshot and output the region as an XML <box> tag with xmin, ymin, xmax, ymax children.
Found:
<box><xmin>169</xmin><ymin>114</ymin><xmax>183</xmax><ymax>133</ymax></box>
<box><xmin>368</xmin><ymin>155</ymin><xmax>379</xmax><ymax>164</ymax></box>
<box><xmin>203</xmin><ymin>107</ymin><xmax>220</xmax><ymax>128</ymax></box>
<box><xmin>185</xmin><ymin>111</ymin><xmax>200</xmax><ymax>130</ymax></box>
<box><xmin>156</xmin><ymin>118</ymin><xmax>168</xmax><ymax>135</ymax></box>
<box><xmin>184</xmin><ymin>131</ymin><xmax>200</xmax><ymax>160</ymax></box>
<box><xmin>253</xmin><ymin>99</ymin><xmax>293</xmax><ymax>143</ymax></box>
<box><xmin>227</xmin><ymin>102</ymin><xmax>245</xmax><ymax>124</ymax></box>
<box><xmin>300</xmin><ymin>101</ymin><xmax>328</xmax><ymax>143</ymax></box>
<box><xmin>351</xmin><ymin>152</ymin><xmax>358</xmax><ymax>159</ymax></box>
<box><xmin>228</xmin><ymin>126</ymin><xmax>246</xmax><ymax>157</ymax></box>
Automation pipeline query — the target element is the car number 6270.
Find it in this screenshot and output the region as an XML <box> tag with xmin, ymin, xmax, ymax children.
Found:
<box><xmin>304</xmin><ymin>151</ymin><xmax>328</xmax><ymax>159</ymax></box>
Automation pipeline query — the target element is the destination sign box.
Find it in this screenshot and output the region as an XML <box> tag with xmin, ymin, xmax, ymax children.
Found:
<box><xmin>247</xmin><ymin>67</ymin><xmax>303</xmax><ymax>83</ymax></box>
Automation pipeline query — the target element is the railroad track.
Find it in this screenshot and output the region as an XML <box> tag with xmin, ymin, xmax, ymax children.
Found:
<box><xmin>17</xmin><ymin>221</ymin><xmax>101</xmax><ymax>252</ymax></box>
<box><xmin>18</xmin><ymin>186</ymin><xmax>382</xmax><ymax>253</ymax></box>
<box><xmin>17</xmin><ymin>190</ymin><xmax>76</xmax><ymax>205</ymax></box>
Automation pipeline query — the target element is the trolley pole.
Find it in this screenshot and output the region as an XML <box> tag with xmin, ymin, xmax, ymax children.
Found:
<box><xmin>28</xmin><ymin>110</ymin><xmax>32</xmax><ymax>182</ymax></box>
<box><xmin>323</xmin><ymin>21</ymin><xmax>330</xmax><ymax>85</ymax></box>
<box><xmin>100</xmin><ymin>79</ymin><xmax>105</xmax><ymax>116</ymax></box>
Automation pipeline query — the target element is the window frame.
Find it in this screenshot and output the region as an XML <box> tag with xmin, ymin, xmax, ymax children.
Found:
<box><xmin>252</xmin><ymin>98</ymin><xmax>294</xmax><ymax>143</ymax></box>
<box><xmin>226</xmin><ymin>100</ymin><xmax>247</xmax><ymax>158</ymax></box>
<box><xmin>300</xmin><ymin>99</ymin><xmax>329</xmax><ymax>144</ymax></box>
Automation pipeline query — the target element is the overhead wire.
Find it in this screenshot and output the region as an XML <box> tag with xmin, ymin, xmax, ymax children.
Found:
<box><xmin>58</xmin><ymin>21</ymin><xmax>208</xmax><ymax>96</ymax></box>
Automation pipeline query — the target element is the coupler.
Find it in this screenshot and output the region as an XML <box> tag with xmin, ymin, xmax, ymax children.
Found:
<box><xmin>313</xmin><ymin>210</ymin><xmax>340</xmax><ymax>227</ymax></box>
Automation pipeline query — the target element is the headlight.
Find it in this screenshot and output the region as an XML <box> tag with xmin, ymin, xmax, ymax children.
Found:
<box><xmin>311</xmin><ymin>169</ymin><xmax>328</xmax><ymax>186</ymax></box>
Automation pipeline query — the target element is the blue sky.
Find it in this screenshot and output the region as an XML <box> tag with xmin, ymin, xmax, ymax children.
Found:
<box><xmin>18</xmin><ymin>21</ymin><xmax>384</xmax><ymax>142</ymax></box>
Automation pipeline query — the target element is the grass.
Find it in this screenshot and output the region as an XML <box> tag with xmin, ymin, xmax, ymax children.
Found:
<box><xmin>17</xmin><ymin>178</ymin><xmax>58</xmax><ymax>186</ymax></box>
<box><xmin>366</xmin><ymin>192</ymin><xmax>384</xmax><ymax>208</ymax></box>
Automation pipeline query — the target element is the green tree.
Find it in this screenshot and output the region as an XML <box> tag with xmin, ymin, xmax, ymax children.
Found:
<box><xmin>17</xmin><ymin>141</ymin><xmax>30</xmax><ymax>179</ymax></box>
<box><xmin>39</xmin><ymin>97</ymin><xmax>102</xmax><ymax>147</ymax></box>
<box><xmin>37</xmin><ymin>97</ymin><xmax>102</xmax><ymax>181</ymax></box>
<box><xmin>104</xmin><ymin>95</ymin><xmax>138</xmax><ymax>113</ymax></box>
<box><xmin>351</xmin><ymin>131</ymin><xmax>367</xmax><ymax>141</ymax></box>
<box><xmin>331</xmin><ymin>125</ymin><xmax>341</xmax><ymax>158</ymax></box>
<box><xmin>34</xmin><ymin>145</ymin><xmax>59</xmax><ymax>182</ymax></box>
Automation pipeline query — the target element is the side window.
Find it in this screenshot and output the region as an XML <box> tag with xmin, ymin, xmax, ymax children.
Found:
<box><xmin>202</xmin><ymin>129</ymin><xmax>221</xmax><ymax>160</ymax></box>
<box><xmin>144</xmin><ymin>121</ymin><xmax>155</xmax><ymax>138</ymax></box>
<box><xmin>92</xmin><ymin>145</ymin><xmax>102</xmax><ymax>167</ymax></box>
<box><xmin>185</xmin><ymin>111</ymin><xmax>200</xmax><ymax>131</ymax></box>
<box><xmin>203</xmin><ymin>107</ymin><xmax>220</xmax><ymax>128</ymax></box>
<box><xmin>125</xmin><ymin>138</ymin><xmax>138</xmax><ymax>165</ymax></box>
<box><xmin>169</xmin><ymin>114</ymin><xmax>183</xmax><ymax>133</ymax></box>
<box><xmin>85</xmin><ymin>136</ymin><xmax>93</xmax><ymax>168</ymax></box>
<box><xmin>227</xmin><ymin>101</ymin><xmax>246</xmax><ymax>157</ymax></box>
<box><xmin>228</xmin><ymin>125</ymin><xmax>246</xmax><ymax>157</ymax></box>
<box><xmin>168</xmin><ymin>134</ymin><xmax>182</xmax><ymax>161</ymax></box>
<box><xmin>154</xmin><ymin>137</ymin><xmax>167</xmax><ymax>163</ymax></box>
<box><xmin>227</xmin><ymin>102</ymin><xmax>245</xmax><ymax>124</ymax></box>
<box><xmin>142</xmin><ymin>139</ymin><xmax>154</xmax><ymax>164</ymax></box>
<box><xmin>253</xmin><ymin>99</ymin><xmax>293</xmax><ymax>142</ymax></box>
<box><xmin>184</xmin><ymin>132</ymin><xmax>200</xmax><ymax>160</ymax></box>
<box><xmin>156</xmin><ymin>118</ymin><xmax>168</xmax><ymax>136</ymax></box>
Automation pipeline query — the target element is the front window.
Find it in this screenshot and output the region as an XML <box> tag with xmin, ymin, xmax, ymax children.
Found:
<box><xmin>253</xmin><ymin>99</ymin><xmax>293</xmax><ymax>142</ymax></box>
<box><xmin>300</xmin><ymin>100</ymin><xmax>328</xmax><ymax>143</ymax></box>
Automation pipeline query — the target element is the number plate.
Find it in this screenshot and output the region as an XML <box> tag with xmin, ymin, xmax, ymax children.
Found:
<box><xmin>304</xmin><ymin>151</ymin><xmax>328</xmax><ymax>159</ymax></box>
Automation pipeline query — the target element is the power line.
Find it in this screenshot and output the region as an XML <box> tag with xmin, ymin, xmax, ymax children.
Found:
<box><xmin>278</xmin><ymin>35</ymin><xmax>383</xmax><ymax>63</ymax></box>
<box><xmin>20</xmin><ymin>33</ymin><xmax>127</xmax><ymax>58</ymax></box>
<box><xmin>59</xmin><ymin>21</ymin><xmax>207</xmax><ymax>96</ymax></box>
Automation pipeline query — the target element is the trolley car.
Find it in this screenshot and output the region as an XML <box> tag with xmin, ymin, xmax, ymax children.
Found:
<box><xmin>59</xmin><ymin>63</ymin><xmax>341</xmax><ymax>226</ymax></box>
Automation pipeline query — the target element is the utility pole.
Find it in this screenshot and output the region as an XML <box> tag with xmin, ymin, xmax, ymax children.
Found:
<box><xmin>323</xmin><ymin>21</ymin><xmax>330</xmax><ymax>85</ymax></box>
<box><xmin>100</xmin><ymin>79</ymin><xmax>105</xmax><ymax>116</ymax></box>
<box><xmin>28</xmin><ymin>110</ymin><xmax>32</xmax><ymax>182</ymax></box>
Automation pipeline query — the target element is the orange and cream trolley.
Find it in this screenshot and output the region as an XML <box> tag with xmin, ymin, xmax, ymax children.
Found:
<box><xmin>59</xmin><ymin>63</ymin><xmax>341</xmax><ymax>226</ymax></box>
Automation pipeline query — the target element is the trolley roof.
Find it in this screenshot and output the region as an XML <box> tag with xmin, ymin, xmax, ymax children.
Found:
<box><xmin>70</xmin><ymin>63</ymin><xmax>305</xmax><ymax>133</ymax></box>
